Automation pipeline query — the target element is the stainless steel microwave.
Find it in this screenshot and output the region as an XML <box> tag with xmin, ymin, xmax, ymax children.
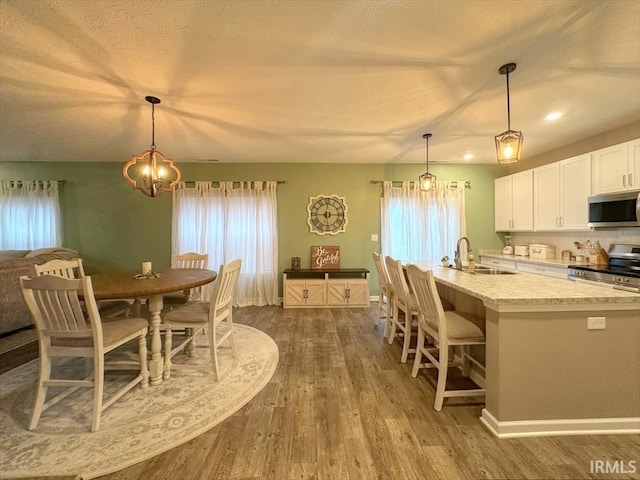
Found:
<box><xmin>588</xmin><ymin>191</ymin><xmax>640</xmax><ymax>228</ymax></box>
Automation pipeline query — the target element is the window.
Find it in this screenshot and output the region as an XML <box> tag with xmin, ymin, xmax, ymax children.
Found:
<box><xmin>380</xmin><ymin>181</ymin><xmax>466</xmax><ymax>263</ymax></box>
<box><xmin>0</xmin><ymin>180</ymin><xmax>61</xmax><ymax>249</ymax></box>
<box><xmin>172</xmin><ymin>181</ymin><xmax>279</xmax><ymax>306</ymax></box>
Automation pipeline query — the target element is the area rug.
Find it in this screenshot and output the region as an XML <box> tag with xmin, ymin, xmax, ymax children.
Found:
<box><xmin>0</xmin><ymin>324</ymin><xmax>278</xmax><ymax>479</ymax></box>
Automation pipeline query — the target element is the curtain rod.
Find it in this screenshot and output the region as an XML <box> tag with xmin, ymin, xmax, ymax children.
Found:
<box><xmin>182</xmin><ymin>180</ymin><xmax>286</xmax><ymax>185</ymax></box>
<box><xmin>370</xmin><ymin>180</ymin><xmax>471</xmax><ymax>189</ymax></box>
<box><xmin>3</xmin><ymin>180</ymin><xmax>65</xmax><ymax>185</ymax></box>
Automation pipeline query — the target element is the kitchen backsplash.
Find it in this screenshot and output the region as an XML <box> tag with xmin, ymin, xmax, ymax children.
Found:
<box><xmin>504</xmin><ymin>229</ymin><xmax>640</xmax><ymax>259</ymax></box>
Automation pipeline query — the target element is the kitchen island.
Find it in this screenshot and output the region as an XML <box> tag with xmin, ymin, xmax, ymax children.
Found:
<box><xmin>413</xmin><ymin>263</ymin><xmax>640</xmax><ymax>438</ymax></box>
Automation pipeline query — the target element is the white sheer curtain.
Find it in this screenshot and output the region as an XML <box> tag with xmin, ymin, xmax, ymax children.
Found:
<box><xmin>172</xmin><ymin>181</ymin><xmax>279</xmax><ymax>306</ymax></box>
<box><xmin>0</xmin><ymin>180</ymin><xmax>61</xmax><ymax>249</ymax></box>
<box><xmin>380</xmin><ymin>180</ymin><xmax>466</xmax><ymax>264</ymax></box>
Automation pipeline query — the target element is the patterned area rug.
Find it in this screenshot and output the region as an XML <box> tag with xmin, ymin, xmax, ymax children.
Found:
<box><xmin>0</xmin><ymin>324</ymin><xmax>278</xmax><ymax>479</ymax></box>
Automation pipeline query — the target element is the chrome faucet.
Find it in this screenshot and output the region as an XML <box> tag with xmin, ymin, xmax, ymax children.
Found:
<box><xmin>454</xmin><ymin>236</ymin><xmax>472</xmax><ymax>270</ymax></box>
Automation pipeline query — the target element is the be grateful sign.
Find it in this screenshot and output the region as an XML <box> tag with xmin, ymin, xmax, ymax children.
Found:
<box><xmin>311</xmin><ymin>245</ymin><xmax>340</xmax><ymax>269</ymax></box>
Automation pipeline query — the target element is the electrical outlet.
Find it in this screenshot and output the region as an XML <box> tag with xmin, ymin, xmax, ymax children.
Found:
<box><xmin>587</xmin><ymin>317</ymin><xmax>606</xmax><ymax>330</ymax></box>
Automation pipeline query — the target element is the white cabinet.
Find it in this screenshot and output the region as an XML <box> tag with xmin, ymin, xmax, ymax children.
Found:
<box><xmin>283</xmin><ymin>269</ymin><xmax>369</xmax><ymax>308</ymax></box>
<box><xmin>283</xmin><ymin>279</ymin><xmax>326</xmax><ymax>307</ymax></box>
<box><xmin>592</xmin><ymin>139</ymin><xmax>640</xmax><ymax>194</ymax></box>
<box><xmin>632</xmin><ymin>139</ymin><xmax>640</xmax><ymax>190</ymax></box>
<box><xmin>327</xmin><ymin>280</ymin><xmax>369</xmax><ymax>306</ymax></box>
<box><xmin>494</xmin><ymin>170</ymin><xmax>533</xmax><ymax>231</ymax></box>
<box><xmin>534</xmin><ymin>154</ymin><xmax>591</xmax><ymax>230</ymax></box>
<box><xmin>494</xmin><ymin>176</ymin><xmax>512</xmax><ymax>231</ymax></box>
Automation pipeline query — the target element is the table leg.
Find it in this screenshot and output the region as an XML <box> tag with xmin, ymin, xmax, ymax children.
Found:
<box><xmin>147</xmin><ymin>294</ymin><xmax>164</xmax><ymax>385</ymax></box>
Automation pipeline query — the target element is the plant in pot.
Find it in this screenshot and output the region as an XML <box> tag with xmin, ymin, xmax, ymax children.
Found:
<box><xmin>441</xmin><ymin>255</ymin><xmax>450</xmax><ymax>266</ymax></box>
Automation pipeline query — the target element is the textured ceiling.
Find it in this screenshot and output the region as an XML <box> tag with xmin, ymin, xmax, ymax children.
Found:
<box><xmin>1</xmin><ymin>0</ymin><xmax>639</xmax><ymax>165</ymax></box>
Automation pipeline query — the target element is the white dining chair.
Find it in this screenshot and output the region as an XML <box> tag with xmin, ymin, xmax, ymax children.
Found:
<box><xmin>33</xmin><ymin>258</ymin><xmax>131</xmax><ymax>317</ymax></box>
<box><xmin>20</xmin><ymin>274</ymin><xmax>149</xmax><ymax>431</ymax></box>
<box><xmin>372</xmin><ymin>252</ymin><xmax>394</xmax><ymax>336</ymax></box>
<box><xmin>406</xmin><ymin>264</ymin><xmax>486</xmax><ymax>411</ymax></box>
<box><xmin>162</xmin><ymin>259</ymin><xmax>241</xmax><ymax>381</ymax></box>
<box><xmin>163</xmin><ymin>252</ymin><xmax>210</xmax><ymax>306</ymax></box>
<box><xmin>384</xmin><ymin>255</ymin><xmax>419</xmax><ymax>363</ymax></box>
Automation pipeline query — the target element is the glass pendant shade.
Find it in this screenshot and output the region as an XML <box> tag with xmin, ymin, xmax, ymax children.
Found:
<box><xmin>122</xmin><ymin>96</ymin><xmax>181</xmax><ymax>197</ymax></box>
<box><xmin>495</xmin><ymin>129</ymin><xmax>524</xmax><ymax>164</ymax></box>
<box><xmin>419</xmin><ymin>172</ymin><xmax>436</xmax><ymax>191</ymax></box>
<box><xmin>419</xmin><ymin>133</ymin><xmax>436</xmax><ymax>191</ymax></box>
<box><xmin>495</xmin><ymin>63</ymin><xmax>523</xmax><ymax>164</ymax></box>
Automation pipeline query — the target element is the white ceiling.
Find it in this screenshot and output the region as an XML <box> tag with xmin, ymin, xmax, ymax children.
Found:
<box><xmin>1</xmin><ymin>0</ymin><xmax>639</xmax><ymax>165</ymax></box>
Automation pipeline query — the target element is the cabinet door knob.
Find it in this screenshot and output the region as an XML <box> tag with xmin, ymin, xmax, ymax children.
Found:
<box><xmin>629</xmin><ymin>173</ymin><xmax>633</xmax><ymax>187</ymax></box>
<box><xmin>623</xmin><ymin>174</ymin><xmax>627</xmax><ymax>188</ymax></box>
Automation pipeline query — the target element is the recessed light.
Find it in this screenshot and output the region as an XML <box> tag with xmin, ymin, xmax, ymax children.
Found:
<box><xmin>463</xmin><ymin>154</ymin><xmax>474</xmax><ymax>161</ymax></box>
<box><xmin>545</xmin><ymin>112</ymin><xmax>563</xmax><ymax>121</ymax></box>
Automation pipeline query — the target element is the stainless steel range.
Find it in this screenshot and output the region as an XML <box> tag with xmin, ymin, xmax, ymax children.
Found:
<box><xmin>568</xmin><ymin>243</ymin><xmax>640</xmax><ymax>293</ymax></box>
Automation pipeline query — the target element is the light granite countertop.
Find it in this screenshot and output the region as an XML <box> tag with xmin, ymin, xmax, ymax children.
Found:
<box><xmin>411</xmin><ymin>262</ymin><xmax>639</xmax><ymax>308</ymax></box>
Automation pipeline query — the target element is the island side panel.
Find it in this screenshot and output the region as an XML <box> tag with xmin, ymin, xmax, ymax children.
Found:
<box><xmin>485</xmin><ymin>307</ymin><xmax>640</xmax><ymax>422</ymax></box>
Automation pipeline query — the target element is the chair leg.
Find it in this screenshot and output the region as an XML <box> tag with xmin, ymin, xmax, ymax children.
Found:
<box><xmin>383</xmin><ymin>298</ymin><xmax>393</xmax><ymax>340</ymax></box>
<box><xmin>387</xmin><ymin>303</ymin><xmax>398</xmax><ymax>345</ymax></box>
<box><xmin>374</xmin><ymin>295</ymin><xmax>382</xmax><ymax>327</ymax></box>
<box><xmin>91</xmin><ymin>355</ymin><xmax>104</xmax><ymax>432</ymax></box>
<box><xmin>434</xmin><ymin>344</ymin><xmax>449</xmax><ymax>411</ymax></box>
<box><xmin>29</xmin><ymin>352</ymin><xmax>51</xmax><ymax>430</ymax></box>
<box><xmin>185</xmin><ymin>327</ymin><xmax>195</xmax><ymax>356</ymax></box>
<box><xmin>139</xmin><ymin>334</ymin><xmax>149</xmax><ymax>388</ymax></box>
<box><xmin>461</xmin><ymin>345</ymin><xmax>470</xmax><ymax>377</ymax></box>
<box><xmin>401</xmin><ymin>313</ymin><xmax>413</xmax><ymax>363</ymax></box>
<box><xmin>164</xmin><ymin>325</ymin><xmax>173</xmax><ymax>380</ymax></box>
<box><xmin>209</xmin><ymin>324</ymin><xmax>220</xmax><ymax>381</ymax></box>
<box><xmin>411</xmin><ymin>326</ymin><xmax>424</xmax><ymax>377</ymax></box>
<box><xmin>226</xmin><ymin>310</ymin><xmax>238</xmax><ymax>358</ymax></box>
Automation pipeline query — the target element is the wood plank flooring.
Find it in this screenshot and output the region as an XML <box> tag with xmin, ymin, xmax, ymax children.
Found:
<box><xmin>59</xmin><ymin>306</ymin><xmax>640</xmax><ymax>479</ymax></box>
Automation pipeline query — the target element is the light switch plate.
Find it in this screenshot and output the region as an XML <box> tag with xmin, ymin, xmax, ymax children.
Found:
<box><xmin>587</xmin><ymin>317</ymin><xmax>606</xmax><ymax>330</ymax></box>
<box><xmin>371</xmin><ymin>234</ymin><xmax>378</xmax><ymax>242</ymax></box>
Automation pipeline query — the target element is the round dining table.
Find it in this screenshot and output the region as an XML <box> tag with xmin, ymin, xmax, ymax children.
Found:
<box><xmin>89</xmin><ymin>268</ymin><xmax>217</xmax><ymax>385</ymax></box>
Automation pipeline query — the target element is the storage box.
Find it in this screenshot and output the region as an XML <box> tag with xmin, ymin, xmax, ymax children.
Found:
<box><xmin>528</xmin><ymin>244</ymin><xmax>555</xmax><ymax>259</ymax></box>
<box><xmin>514</xmin><ymin>245</ymin><xmax>529</xmax><ymax>256</ymax></box>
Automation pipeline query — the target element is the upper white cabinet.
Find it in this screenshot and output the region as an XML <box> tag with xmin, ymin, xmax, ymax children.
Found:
<box><xmin>534</xmin><ymin>154</ymin><xmax>591</xmax><ymax>231</ymax></box>
<box><xmin>495</xmin><ymin>138</ymin><xmax>638</xmax><ymax>232</ymax></box>
<box><xmin>592</xmin><ymin>139</ymin><xmax>640</xmax><ymax>194</ymax></box>
<box><xmin>494</xmin><ymin>170</ymin><xmax>533</xmax><ymax>231</ymax></box>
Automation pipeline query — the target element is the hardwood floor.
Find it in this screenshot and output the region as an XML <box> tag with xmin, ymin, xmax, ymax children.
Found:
<box><xmin>89</xmin><ymin>305</ymin><xmax>637</xmax><ymax>479</ymax></box>
<box><xmin>0</xmin><ymin>327</ymin><xmax>38</xmax><ymax>374</ymax></box>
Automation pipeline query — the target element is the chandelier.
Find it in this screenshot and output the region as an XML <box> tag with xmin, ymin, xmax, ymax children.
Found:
<box><xmin>122</xmin><ymin>96</ymin><xmax>181</xmax><ymax>197</ymax></box>
<box><xmin>419</xmin><ymin>133</ymin><xmax>436</xmax><ymax>191</ymax></box>
<box><xmin>495</xmin><ymin>63</ymin><xmax>524</xmax><ymax>164</ymax></box>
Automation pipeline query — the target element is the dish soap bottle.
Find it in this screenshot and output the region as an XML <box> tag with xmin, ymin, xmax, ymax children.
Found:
<box><xmin>468</xmin><ymin>254</ymin><xmax>476</xmax><ymax>273</ymax></box>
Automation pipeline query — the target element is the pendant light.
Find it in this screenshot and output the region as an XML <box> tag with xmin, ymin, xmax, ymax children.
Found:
<box><xmin>419</xmin><ymin>133</ymin><xmax>436</xmax><ymax>191</ymax></box>
<box><xmin>122</xmin><ymin>96</ymin><xmax>181</xmax><ymax>197</ymax></box>
<box><xmin>494</xmin><ymin>63</ymin><xmax>523</xmax><ymax>164</ymax></box>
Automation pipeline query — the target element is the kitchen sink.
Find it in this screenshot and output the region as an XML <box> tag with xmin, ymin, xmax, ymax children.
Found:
<box><xmin>449</xmin><ymin>265</ymin><xmax>515</xmax><ymax>275</ymax></box>
<box><xmin>473</xmin><ymin>266</ymin><xmax>515</xmax><ymax>275</ymax></box>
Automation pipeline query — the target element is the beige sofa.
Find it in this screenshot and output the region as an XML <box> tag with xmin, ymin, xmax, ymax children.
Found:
<box><xmin>0</xmin><ymin>248</ymin><xmax>80</xmax><ymax>335</ymax></box>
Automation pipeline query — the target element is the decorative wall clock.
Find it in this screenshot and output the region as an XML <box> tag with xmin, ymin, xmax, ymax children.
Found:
<box><xmin>306</xmin><ymin>194</ymin><xmax>348</xmax><ymax>235</ymax></box>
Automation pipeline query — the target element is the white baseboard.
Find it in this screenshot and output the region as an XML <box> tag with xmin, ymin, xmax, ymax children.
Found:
<box><xmin>480</xmin><ymin>409</ymin><xmax>640</xmax><ymax>439</ymax></box>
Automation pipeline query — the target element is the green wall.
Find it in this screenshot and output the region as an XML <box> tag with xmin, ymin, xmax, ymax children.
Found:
<box><xmin>0</xmin><ymin>161</ymin><xmax>505</xmax><ymax>295</ymax></box>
